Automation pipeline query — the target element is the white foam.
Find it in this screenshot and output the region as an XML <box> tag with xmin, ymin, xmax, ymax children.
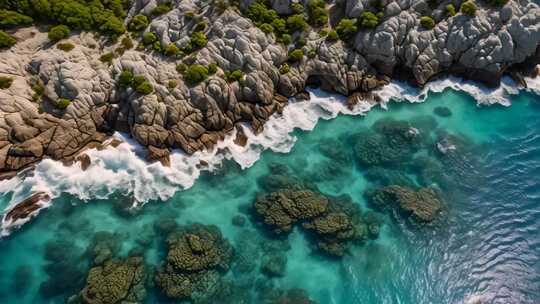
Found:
<box><xmin>0</xmin><ymin>70</ymin><xmax>538</xmax><ymax>235</ymax></box>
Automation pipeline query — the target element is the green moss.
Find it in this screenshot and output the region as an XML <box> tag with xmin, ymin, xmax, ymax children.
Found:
<box><xmin>259</xmin><ymin>23</ymin><xmax>274</xmax><ymax>34</ymax></box>
<box><xmin>0</xmin><ymin>76</ymin><xmax>13</xmax><ymax>89</ymax></box>
<box><xmin>176</xmin><ymin>63</ymin><xmax>187</xmax><ymax>74</ymax></box>
<box><xmin>99</xmin><ymin>52</ymin><xmax>114</xmax><ymax>64</ymax></box>
<box><xmin>326</xmin><ymin>29</ymin><xmax>338</xmax><ymax>41</ymax></box>
<box><xmin>56</xmin><ymin>42</ymin><xmax>75</xmax><ymax>52</ymax></box>
<box><xmin>190</xmin><ymin>31</ymin><xmax>207</xmax><ymax>49</ymax></box>
<box><xmin>118</xmin><ymin>70</ymin><xmax>134</xmax><ymax>87</ymax></box>
<box><xmin>279</xmin><ymin>33</ymin><xmax>292</xmax><ymax>45</ymax></box>
<box><xmin>0</xmin><ymin>30</ymin><xmax>16</xmax><ymax>48</ymax></box>
<box><xmin>135</xmin><ymin>80</ymin><xmax>153</xmax><ymax>94</ymax></box>
<box><xmin>128</xmin><ymin>15</ymin><xmax>149</xmax><ymax>31</ymax></box>
<box><xmin>55</xmin><ymin>98</ymin><xmax>71</xmax><ymax>109</ymax></box>
<box><xmin>208</xmin><ymin>63</ymin><xmax>218</xmax><ymax>75</ymax></box>
<box><xmin>225</xmin><ymin>69</ymin><xmax>244</xmax><ymax>83</ymax></box>
<box><xmin>151</xmin><ymin>3</ymin><xmax>172</xmax><ymax>17</ymax></box>
<box><xmin>461</xmin><ymin>1</ymin><xmax>477</xmax><ymax>17</ymax></box>
<box><xmin>420</xmin><ymin>16</ymin><xmax>435</xmax><ymax>29</ymax></box>
<box><xmin>446</xmin><ymin>4</ymin><xmax>456</xmax><ymax>17</ymax></box>
<box><xmin>336</xmin><ymin>18</ymin><xmax>357</xmax><ymax>39</ymax></box>
<box><xmin>0</xmin><ymin>9</ymin><xmax>33</xmax><ymax>28</ymax></box>
<box><xmin>359</xmin><ymin>11</ymin><xmax>380</xmax><ymax>29</ymax></box>
<box><xmin>288</xmin><ymin>49</ymin><xmax>304</xmax><ymax>62</ymax></box>
<box><xmin>167</xmin><ymin>80</ymin><xmax>177</xmax><ymax>89</ymax></box>
<box><xmin>121</xmin><ymin>36</ymin><xmax>134</xmax><ymax>49</ymax></box>
<box><xmin>194</xmin><ymin>21</ymin><xmax>206</xmax><ymax>32</ymax></box>
<box><xmin>132</xmin><ymin>75</ymin><xmax>147</xmax><ymax>88</ymax></box>
<box><xmin>142</xmin><ymin>32</ymin><xmax>157</xmax><ymax>45</ymax></box>
<box><xmin>279</xmin><ymin>63</ymin><xmax>290</xmax><ymax>74</ymax></box>
<box><xmin>164</xmin><ymin>43</ymin><xmax>179</xmax><ymax>56</ymax></box>
<box><xmin>184</xmin><ymin>64</ymin><xmax>209</xmax><ymax>85</ymax></box>
<box><xmin>48</xmin><ymin>25</ymin><xmax>70</xmax><ymax>41</ymax></box>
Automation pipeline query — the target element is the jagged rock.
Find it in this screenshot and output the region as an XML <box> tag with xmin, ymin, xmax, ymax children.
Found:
<box><xmin>146</xmin><ymin>145</ymin><xmax>170</xmax><ymax>167</ymax></box>
<box><xmin>4</xmin><ymin>191</ymin><xmax>50</xmax><ymax>223</ymax></box>
<box><xmin>366</xmin><ymin>185</ymin><xmax>443</xmax><ymax>222</ymax></box>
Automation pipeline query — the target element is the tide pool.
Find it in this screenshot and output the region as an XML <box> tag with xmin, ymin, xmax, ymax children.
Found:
<box><xmin>0</xmin><ymin>88</ymin><xmax>539</xmax><ymax>304</ymax></box>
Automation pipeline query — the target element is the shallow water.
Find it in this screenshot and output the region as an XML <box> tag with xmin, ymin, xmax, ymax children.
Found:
<box><xmin>0</xmin><ymin>88</ymin><xmax>539</xmax><ymax>304</ymax></box>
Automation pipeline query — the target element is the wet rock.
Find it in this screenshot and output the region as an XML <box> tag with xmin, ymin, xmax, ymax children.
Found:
<box><xmin>366</xmin><ymin>186</ymin><xmax>443</xmax><ymax>222</ymax></box>
<box><xmin>80</xmin><ymin>257</ymin><xmax>146</xmax><ymax>304</ymax></box>
<box><xmin>233</xmin><ymin>125</ymin><xmax>248</xmax><ymax>147</ymax></box>
<box><xmin>433</xmin><ymin>106</ymin><xmax>452</xmax><ymax>117</ymax></box>
<box><xmin>155</xmin><ymin>224</ymin><xmax>232</xmax><ymax>301</ymax></box>
<box><xmin>76</xmin><ymin>154</ymin><xmax>91</xmax><ymax>171</ymax></box>
<box><xmin>146</xmin><ymin>145</ymin><xmax>170</xmax><ymax>167</ymax></box>
<box><xmin>5</xmin><ymin>191</ymin><xmax>50</xmax><ymax>223</ymax></box>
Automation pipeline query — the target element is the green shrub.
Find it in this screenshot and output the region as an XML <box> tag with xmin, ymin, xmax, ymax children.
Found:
<box><xmin>359</xmin><ymin>11</ymin><xmax>380</xmax><ymax>28</ymax></box>
<box><xmin>151</xmin><ymin>3</ymin><xmax>172</xmax><ymax>16</ymax></box>
<box><xmin>288</xmin><ymin>49</ymin><xmax>304</xmax><ymax>62</ymax></box>
<box><xmin>208</xmin><ymin>63</ymin><xmax>218</xmax><ymax>74</ymax></box>
<box><xmin>271</xmin><ymin>18</ymin><xmax>287</xmax><ymax>34</ymax></box>
<box><xmin>420</xmin><ymin>16</ymin><xmax>435</xmax><ymax>29</ymax></box>
<box><xmin>129</xmin><ymin>15</ymin><xmax>149</xmax><ymax>31</ymax></box>
<box><xmin>286</xmin><ymin>14</ymin><xmax>308</xmax><ymax>32</ymax></box>
<box><xmin>279</xmin><ymin>63</ymin><xmax>290</xmax><ymax>74</ymax></box>
<box><xmin>164</xmin><ymin>43</ymin><xmax>179</xmax><ymax>56</ymax></box>
<box><xmin>176</xmin><ymin>63</ymin><xmax>187</xmax><ymax>74</ymax></box>
<box><xmin>55</xmin><ymin>98</ymin><xmax>71</xmax><ymax>109</ymax></box>
<box><xmin>0</xmin><ymin>76</ymin><xmax>13</xmax><ymax>89</ymax></box>
<box><xmin>279</xmin><ymin>33</ymin><xmax>292</xmax><ymax>45</ymax></box>
<box><xmin>167</xmin><ymin>79</ymin><xmax>177</xmax><ymax>89</ymax></box>
<box><xmin>0</xmin><ymin>30</ymin><xmax>16</xmax><ymax>48</ymax></box>
<box><xmin>194</xmin><ymin>21</ymin><xmax>206</xmax><ymax>32</ymax></box>
<box><xmin>461</xmin><ymin>1</ymin><xmax>477</xmax><ymax>17</ymax></box>
<box><xmin>121</xmin><ymin>36</ymin><xmax>134</xmax><ymax>49</ymax></box>
<box><xmin>246</xmin><ymin>1</ymin><xmax>278</xmax><ymax>24</ymax></box>
<box><xmin>48</xmin><ymin>25</ymin><xmax>70</xmax><ymax>41</ymax></box>
<box><xmin>488</xmin><ymin>0</ymin><xmax>509</xmax><ymax>6</ymax></box>
<box><xmin>31</xmin><ymin>82</ymin><xmax>44</xmax><ymax>101</ymax></box>
<box><xmin>184</xmin><ymin>64</ymin><xmax>209</xmax><ymax>85</ymax></box>
<box><xmin>336</xmin><ymin>18</ymin><xmax>357</xmax><ymax>39</ymax></box>
<box><xmin>100</xmin><ymin>16</ymin><xmax>125</xmax><ymax>36</ymax></box>
<box><xmin>190</xmin><ymin>31</ymin><xmax>207</xmax><ymax>49</ymax></box>
<box><xmin>132</xmin><ymin>75</ymin><xmax>147</xmax><ymax>88</ymax></box>
<box><xmin>0</xmin><ymin>9</ymin><xmax>33</xmax><ymax>28</ymax></box>
<box><xmin>142</xmin><ymin>32</ymin><xmax>158</xmax><ymax>45</ymax></box>
<box><xmin>446</xmin><ymin>4</ymin><xmax>456</xmax><ymax>17</ymax></box>
<box><xmin>260</xmin><ymin>23</ymin><xmax>274</xmax><ymax>34</ymax></box>
<box><xmin>291</xmin><ymin>3</ymin><xmax>304</xmax><ymax>14</ymax></box>
<box><xmin>135</xmin><ymin>80</ymin><xmax>153</xmax><ymax>94</ymax></box>
<box><xmin>100</xmin><ymin>52</ymin><xmax>114</xmax><ymax>64</ymax></box>
<box><xmin>307</xmin><ymin>0</ymin><xmax>328</xmax><ymax>27</ymax></box>
<box><xmin>226</xmin><ymin>69</ymin><xmax>244</xmax><ymax>82</ymax></box>
<box><xmin>118</xmin><ymin>70</ymin><xmax>134</xmax><ymax>87</ymax></box>
<box><xmin>307</xmin><ymin>49</ymin><xmax>317</xmax><ymax>59</ymax></box>
<box><xmin>56</xmin><ymin>42</ymin><xmax>75</xmax><ymax>52</ymax></box>
<box><xmin>326</xmin><ymin>29</ymin><xmax>338</xmax><ymax>41</ymax></box>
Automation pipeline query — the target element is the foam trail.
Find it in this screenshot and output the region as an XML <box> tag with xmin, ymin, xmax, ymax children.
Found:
<box><xmin>0</xmin><ymin>71</ymin><xmax>538</xmax><ymax>235</ymax></box>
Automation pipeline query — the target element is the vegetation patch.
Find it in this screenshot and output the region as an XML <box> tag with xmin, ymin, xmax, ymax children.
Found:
<box><xmin>0</xmin><ymin>76</ymin><xmax>13</xmax><ymax>89</ymax></box>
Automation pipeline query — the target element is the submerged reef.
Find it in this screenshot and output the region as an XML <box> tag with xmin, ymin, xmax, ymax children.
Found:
<box><xmin>155</xmin><ymin>223</ymin><xmax>233</xmax><ymax>301</ymax></box>
<box><xmin>253</xmin><ymin>189</ymin><xmax>380</xmax><ymax>257</ymax></box>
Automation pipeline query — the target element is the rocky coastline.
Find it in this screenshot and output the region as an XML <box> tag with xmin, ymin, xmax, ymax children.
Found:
<box><xmin>0</xmin><ymin>0</ymin><xmax>539</xmax><ymax>179</ymax></box>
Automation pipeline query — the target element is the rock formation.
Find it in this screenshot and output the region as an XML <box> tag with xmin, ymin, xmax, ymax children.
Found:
<box><xmin>0</xmin><ymin>0</ymin><xmax>537</xmax><ymax>174</ymax></box>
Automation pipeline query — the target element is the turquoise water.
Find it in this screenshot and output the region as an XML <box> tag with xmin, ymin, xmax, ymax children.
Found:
<box><xmin>0</xmin><ymin>89</ymin><xmax>539</xmax><ymax>303</ymax></box>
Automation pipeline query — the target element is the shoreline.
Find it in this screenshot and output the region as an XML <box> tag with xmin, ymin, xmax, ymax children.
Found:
<box><xmin>1</xmin><ymin>74</ymin><xmax>538</xmax><ymax>236</ymax></box>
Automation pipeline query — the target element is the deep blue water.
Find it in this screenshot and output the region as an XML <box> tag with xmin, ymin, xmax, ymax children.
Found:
<box><xmin>0</xmin><ymin>89</ymin><xmax>538</xmax><ymax>304</ymax></box>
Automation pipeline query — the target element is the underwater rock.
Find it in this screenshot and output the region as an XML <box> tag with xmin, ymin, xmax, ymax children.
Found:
<box><xmin>13</xmin><ymin>265</ymin><xmax>33</xmax><ymax>295</ymax></box>
<box><xmin>87</xmin><ymin>232</ymin><xmax>122</xmax><ymax>266</ymax></box>
<box><xmin>366</xmin><ymin>186</ymin><xmax>443</xmax><ymax>222</ymax></box>
<box><xmin>80</xmin><ymin>257</ymin><xmax>146</xmax><ymax>304</ymax></box>
<box><xmin>231</xmin><ymin>215</ymin><xmax>246</xmax><ymax>227</ymax></box>
<box><xmin>253</xmin><ymin>190</ymin><xmax>329</xmax><ymax>234</ymax></box>
<box><xmin>353</xmin><ymin>118</ymin><xmax>421</xmax><ymax>168</ymax></box>
<box><xmin>155</xmin><ymin>224</ymin><xmax>232</xmax><ymax>301</ymax></box>
<box><xmin>363</xmin><ymin>167</ymin><xmax>416</xmax><ymax>187</ymax></box>
<box><xmin>433</xmin><ymin>106</ymin><xmax>453</xmax><ymax>117</ymax></box>
<box><xmin>253</xmin><ymin>190</ymin><xmax>377</xmax><ymax>257</ymax></box>
<box><xmin>261</xmin><ymin>253</ymin><xmax>287</xmax><ymax>277</ymax></box>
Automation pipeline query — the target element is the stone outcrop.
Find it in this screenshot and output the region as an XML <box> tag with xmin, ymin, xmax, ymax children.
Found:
<box><xmin>0</xmin><ymin>0</ymin><xmax>538</xmax><ymax>174</ymax></box>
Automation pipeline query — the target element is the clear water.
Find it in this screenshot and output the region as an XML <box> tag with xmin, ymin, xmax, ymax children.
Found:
<box><xmin>0</xmin><ymin>89</ymin><xmax>539</xmax><ymax>304</ymax></box>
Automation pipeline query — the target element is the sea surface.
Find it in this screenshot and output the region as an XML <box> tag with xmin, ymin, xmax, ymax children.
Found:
<box><xmin>0</xmin><ymin>85</ymin><xmax>539</xmax><ymax>304</ymax></box>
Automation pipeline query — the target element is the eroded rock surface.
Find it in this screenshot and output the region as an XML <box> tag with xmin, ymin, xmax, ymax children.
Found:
<box><xmin>0</xmin><ymin>0</ymin><xmax>538</xmax><ymax>175</ymax></box>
